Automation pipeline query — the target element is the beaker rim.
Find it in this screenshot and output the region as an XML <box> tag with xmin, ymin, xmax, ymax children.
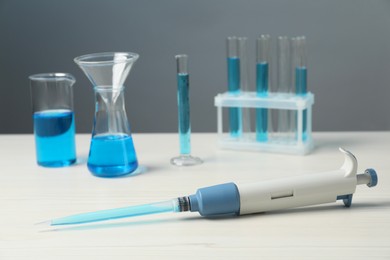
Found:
<box><xmin>29</xmin><ymin>73</ymin><xmax>76</xmax><ymax>83</ymax></box>
<box><xmin>74</xmin><ymin>52</ymin><xmax>139</xmax><ymax>66</ymax></box>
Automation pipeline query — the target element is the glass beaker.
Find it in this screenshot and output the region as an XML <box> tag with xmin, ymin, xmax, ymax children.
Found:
<box><xmin>74</xmin><ymin>52</ymin><xmax>139</xmax><ymax>178</ymax></box>
<box><xmin>29</xmin><ymin>73</ymin><xmax>77</xmax><ymax>167</ymax></box>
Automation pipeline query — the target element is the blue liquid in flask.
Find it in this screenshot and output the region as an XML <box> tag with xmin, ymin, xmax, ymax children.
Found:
<box><xmin>33</xmin><ymin>109</ymin><xmax>76</xmax><ymax>167</ymax></box>
<box><xmin>177</xmin><ymin>73</ymin><xmax>191</xmax><ymax>155</ymax></box>
<box><xmin>227</xmin><ymin>57</ymin><xmax>242</xmax><ymax>137</ymax></box>
<box><xmin>296</xmin><ymin>66</ymin><xmax>308</xmax><ymax>141</ymax></box>
<box><xmin>256</xmin><ymin>62</ymin><xmax>269</xmax><ymax>142</ymax></box>
<box><xmin>87</xmin><ymin>134</ymin><xmax>138</xmax><ymax>177</ymax></box>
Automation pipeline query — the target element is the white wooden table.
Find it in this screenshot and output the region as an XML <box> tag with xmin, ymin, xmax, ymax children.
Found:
<box><xmin>0</xmin><ymin>133</ymin><xmax>389</xmax><ymax>259</ymax></box>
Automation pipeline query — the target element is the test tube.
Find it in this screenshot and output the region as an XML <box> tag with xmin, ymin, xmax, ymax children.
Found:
<box><xmin>226</xmin><ymin>36</ymin><xmax>242</xmax><ymax>138</ymax></box>
<box><xmin>276</xmin><ymin>36</ymin><xmax>293</xmax><ymax>139</ymax></box>
<box><xmin>238</xmin><ymin>37</ymin><xmax>251</xmax><ymax>136</ymax></box>
<box><xmin>292</xmin><ymin>36</ymin><xmax>308</xmax><ymax>140</ymax></box>
<box><xmin>256</xmin><ymin>35</ymin><xmax>271</xmax><ymax>142</ymax></box>
<box><xmin>170</xmin><ymin>55</ymin><xmax>202</xmax><ymax>166</ymax></box>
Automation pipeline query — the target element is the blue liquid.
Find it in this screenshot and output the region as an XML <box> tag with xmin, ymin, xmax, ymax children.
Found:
<box><xmin>227</xmin><ymin>57</ymin><xmax>242</xmax><ymax>137</ymax></box>
<box><xmin>88</xmin><ymin>134</ymin><xmax>138</xmax><ymax>177</ymax></box>
<box><xmin>256</xmin><ymin>62</ymin><xmax>269</xmax><ymax>142</ymax></box>
<box><xmin>177</xmin><ymin>73</ymin><xmax>191</xmax><ymax>155</ymax></box>
<box><xmin>33</xmin><ymin>110</ymin><xmax>76</xmax><ymax>167</ymax></box>
<box><xmin>296</xmin><ymin>67</ymin><xmax>308</xmax><ymax>141</ymax></box>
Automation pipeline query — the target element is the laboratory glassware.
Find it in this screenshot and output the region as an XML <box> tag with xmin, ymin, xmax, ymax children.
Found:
<box><xmin>292</xmin><ymin>36</ymin><xmax>308</xmax><ymax>140</ymax></box>
<box><xmin>170</xmin><ymin>55</ymin><xmax>202</xmax><ymax>166</ymax></box>
<box><xmin>74</xmin><ymin>52</ymin><xmax>139</xmax><ymax>177</ymax></box>
<box><xmin>275</xmin><ymin>36</ymin><xmax>294</xmax><ymax>139</ymax></box>
<box><xmin>256</xmin><ymin>35</ymin><xmax>271</xmax><ymax>142</ymax></box>
<box><xmin>226</xmin><ymin>36</ymin><xmax>242</xmax><ymax>138</ymax></box>
<box><xmin>47</xmin><ymin>148</ymin><xmax>377</xmax><ymax>226</ymax></box>
<box><xmin>214</xmin><ymin>90</ymin><xmax>314</xmax><ymax>155</ymax></box>
<box><xmin>29</xmin><ymin>73</ymin><xmax>77</xmax><ymax>167</ymax></box>
<box><xmin>238</xmin><ymin>37</ymin><xmax>252</xmax><ymax>136</ymax></box>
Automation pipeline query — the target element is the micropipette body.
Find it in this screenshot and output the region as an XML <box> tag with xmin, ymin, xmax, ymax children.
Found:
<box><xmin>49</xmin><ymin>148</ymin><xmax>377</xmax><ymax>226</ymax></box>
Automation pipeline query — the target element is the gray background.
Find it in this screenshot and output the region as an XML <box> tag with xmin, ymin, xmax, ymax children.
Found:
<box><xmin>1</xmin><ymin>0</ymin><xmax>389</xmax><ymax>134</ymax></box>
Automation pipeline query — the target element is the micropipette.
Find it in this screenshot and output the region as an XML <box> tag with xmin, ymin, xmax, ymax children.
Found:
<box><xmin>48</xmin><ymin>148</ymin><xmax>377</xmax><ymax>226</ymax></box>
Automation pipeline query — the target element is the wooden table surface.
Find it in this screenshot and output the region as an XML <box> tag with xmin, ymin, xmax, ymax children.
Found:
<box><xmin>0</xmin><ymin>133</ymin><xmax>389</xmax><ymax>259</ymax></box>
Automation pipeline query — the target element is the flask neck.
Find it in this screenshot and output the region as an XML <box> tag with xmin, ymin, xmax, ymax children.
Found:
<box><xmin>92</xmin><ymin>86</ymin><xmax>131</xmax><ymax>137</ymax></box>
<box><xmin>94</xmin><ymin>86</ymin><xmax>125</xmax><ymax>106</ymax></box>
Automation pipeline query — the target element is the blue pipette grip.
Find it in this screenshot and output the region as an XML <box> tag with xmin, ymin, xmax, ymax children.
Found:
<box><xmin>189</xmin><ymin>183</ymin><xmax>240</xmax><ymax>217</ymax></box>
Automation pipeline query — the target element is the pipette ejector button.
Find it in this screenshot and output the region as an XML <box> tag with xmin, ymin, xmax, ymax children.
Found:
<box><xmin>365</xmin><ymin>168</ymin><xmax>378</xmax><ymax>187</ymax></box>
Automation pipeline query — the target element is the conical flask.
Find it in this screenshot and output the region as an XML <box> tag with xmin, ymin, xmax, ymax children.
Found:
<box><xmin>74</xmin><ymin>52</ymin><xmax>139</xmax><ymax>177</ymax></box>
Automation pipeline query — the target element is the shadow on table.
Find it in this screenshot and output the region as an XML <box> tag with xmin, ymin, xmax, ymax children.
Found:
<box><xmin>39</xmin><ymin>216</ymin><xmax>202</xmax><ymax>233</ymax></box>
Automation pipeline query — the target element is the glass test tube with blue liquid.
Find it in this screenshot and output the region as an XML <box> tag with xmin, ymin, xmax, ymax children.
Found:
<box><xmin>74</xmin><ymin>52</ymin><xmax>139</xmax><ymax>177</ymax></box>
<box><xmin>256</xmin><ymin>35</ymin><xmax>271</xmax><ymax>142</ymax></box>
<box><xmin>170</xmin><ymin>55</ymin><xmax>202</xmax><ymax>166</ymax></box>
<box><xmin>292</xmin><ymin>36</ymin><xmax>308</xmax><ymax>141</ymax></box>
<box><xmin>226</xmin><ymin>37</ymin><xmax>242</xmax><ymax>138</ymax></box>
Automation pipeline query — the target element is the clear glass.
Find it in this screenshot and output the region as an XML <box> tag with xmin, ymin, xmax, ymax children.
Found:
<box><xmin>276</xmin><ymin>36</ymin><xmax>291</xmax><ymax>93</ymax></box>
<box><xmin>171</xmin><ymin>55</ymin><xmax>202</xmax><ymax>166</ymax></box>
<box><xmin>256</xmin><ymin>35</ymin><xmax>271</xmax><ymax>142</ymax></box>
<box><xmin>29</xmin><ymin>73</ymin><xmax>77</xmax><ymax>167</ymax></box>
<box><xmin>256</xmin><ymin>34</ymin><xmax>271</xmax><ymax>63</ymax></box>
<box><xmin>74</xmin><ymin>52</ymin><xmax>139</xmax><ymax>177</ymax></box>
<box><xmin>275</xmin><ymin>36</ymin><xmax>294</xmax><ymax>139</ymax></box>
<box><xmin>238</xmin><ymin>37</ymin><xmax>251</xmax><ymax>136</ymax></box>
<box><xmin>226</xmin><ymin>36</ymin><xmax>238</xmax><ymax>58</ymax></box>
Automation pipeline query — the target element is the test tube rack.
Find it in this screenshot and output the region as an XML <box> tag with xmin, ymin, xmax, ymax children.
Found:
<box><xmin>214</xmin><ymin>91</ymin><xmax>314</xmax><ymax>155</ymax></box>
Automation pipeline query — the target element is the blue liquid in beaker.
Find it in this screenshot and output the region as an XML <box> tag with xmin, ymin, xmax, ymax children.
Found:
<box><xmin>256</xmin><ymin>62</ymin><xmax>269</xmax><ymax>142</ymax></box>
<box><xmin>87</xmin><ymin>134</ymin><xmax>138</xmax><ymax>177</ymax></box>
<box><xmin>227</xmin><ymin>57</ymin><xmax>242</xmax><ymax>137</ymax></box>
<box><xmin>33</xmin><ymin>109</ymin><xmax>76</xmax><ymax>167</ymax></box>
<box><xmin>177</xmin><ymin>73</ymin><xmax>191</xmax><ymax>155</ymax></box>
<box><xmin>296</xmin><ymin>66</ymin><xmax>307</xmax><ymax>141</ymax></box>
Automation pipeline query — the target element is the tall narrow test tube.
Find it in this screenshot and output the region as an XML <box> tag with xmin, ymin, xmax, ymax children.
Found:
<box><xmin>276</xmin><ymin>36</ymin><xmax>293</xmax><ymax>138</ymax></box>
<box><xmin>238</xmin><ymin>37</ymin><xmax>251</xmax><ymax>136</ymax></box>
<box><xmin>170</xmin><ymin>55</ymin><xmax>202</xmax><ymax>166</ymax></box>
<box><xmin>177</xmin><ymin>55</ymin><xmax>190</xmax><ymax>155</ymax></box>
<box><xmin>292</xmin><ymin>36</ymin><xmax>308</xmax><ymax>140</ymax></box>
<box><xmin>226</xmin><ymin>37</ymin><xmax>242</xmax><ymax>138</ymax></box>
<box><xmin>256</xmin><ymin>35</ymin><xmax>271</xmax><ymax>142</ymax></box>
